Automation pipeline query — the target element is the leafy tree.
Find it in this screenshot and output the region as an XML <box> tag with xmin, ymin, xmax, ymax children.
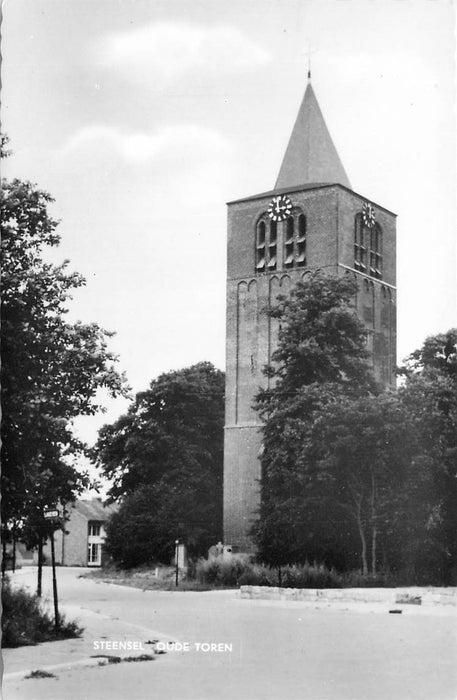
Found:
<box><xmin>399</xmin><ymin>330</ymin><xmax>457</xmax><ymax>583</ymax></box>
<box><xmin>253</xmin><ymin>272</ymin><xmax>378</xmax><ymax>568</ymax></box>
<box><xmin>312</xmin><ymin>392</ymin><xmax>419</xmax><ymax>575</ymax></box>
<box><xmin>1</xmin><ymin>138</ymin><xmax>128</xmax><ymax>584</ymax></box>
<box><xmin>95</xmin><ymin>362</ymin><xmax>225</xmax><ymax>565</ymax></box>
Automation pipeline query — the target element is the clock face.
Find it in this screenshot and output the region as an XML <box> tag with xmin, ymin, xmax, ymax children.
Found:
<box><xmin>362</xmin><ymin>202</ymin><xmax>376</xmax><ymax>228</ymax></box>
<box><xmin>268</xmin><ymin>195</ymin><xmax>292</xmax><ymax>222</ymax></box>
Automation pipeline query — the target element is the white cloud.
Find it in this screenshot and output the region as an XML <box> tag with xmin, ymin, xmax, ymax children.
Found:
<box><xmin>96</xmin><ymin>21</ymin><xmax>270</xmax><ymax>85</ymax></box>
<box><xmin>61</xmin><ymin>124</ymin><xmax>230</xmax><ymax>164</ymax></box>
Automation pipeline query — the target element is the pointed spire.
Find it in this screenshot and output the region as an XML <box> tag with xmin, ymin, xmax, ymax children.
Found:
<box><xmin>275</xmin><ymin>82</ymin><xmax>351</xmax><ymax>190</ymax></box>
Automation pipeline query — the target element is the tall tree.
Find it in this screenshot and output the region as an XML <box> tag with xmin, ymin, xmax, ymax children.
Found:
<box><xmin>95</xmin><ymin>362</ymin><xmax>225</xmax><ymax>565</ymax></box>
<box><xmin>253</xmin><ymin>272</ymin><xmax>378</xmax><ymax>568</ymax></box>
<box><xmin>313</xmin><ymin>392</ymin><xmax>418</xmax><ymax>575</ymax></box>
<box><xmin>1</xmin><ymin>139</ymin><xmax>128</xmax><ymax>569</ymax></box>
<box><xmin>399</xmin><ymin>330</ymin><xmax>457</xmax><ymax>583</ymax></box>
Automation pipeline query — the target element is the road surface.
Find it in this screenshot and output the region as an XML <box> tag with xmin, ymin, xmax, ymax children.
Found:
<box><xmin>2</xmin><ymin>567</ymin><xmax>456</xmax><ymax>700</ymax></box>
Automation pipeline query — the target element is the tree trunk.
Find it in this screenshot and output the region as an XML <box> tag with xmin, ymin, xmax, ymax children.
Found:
<box><xmin>1</xmin><ymin>539</ymin><xmax>6</xmax><ymax>580</ymax></box>
<box><xmin>356</xmin><ymin>502</ymin><xmax>368</xmax><ymax>576</ymax></box>
<box><xmin>371</xmin><ymin>525</ymin><xmax>377</xmax><ymax>576</ymax></box>
<box><xmin>278</xmin><ymin>565</ymin><xmax>282</xmax><ymax>588</ymax></box>
<box><xmin>37</xmin><ymin>537</ymin><xmax>43</xmax><ymax>597</ymax></box>
<box><xmin>370</xmin><ymin>472</ymin><xmax>377</xmax><ymax>575</ymax></box>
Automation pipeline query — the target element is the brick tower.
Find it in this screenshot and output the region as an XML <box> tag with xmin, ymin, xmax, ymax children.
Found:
<box><xmin>223</xmin><ymin>78</ymin><xmax>397</xmax><ymax>551</ymax></box>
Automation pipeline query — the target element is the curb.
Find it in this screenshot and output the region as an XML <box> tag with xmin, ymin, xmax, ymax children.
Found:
<box><xmin>240</xmin><ymin>585</ymin><xmax>457</xmax><ymax>607</ymax></box>
<box><xmin>4</xmin><ymin>656</ymin><xmax>116</xmax><ymax>681</ymax></box>
<box><xmin>3</xmin><ymin>651</ymin><xmax>158</xmax><ymax>681</ymax></box>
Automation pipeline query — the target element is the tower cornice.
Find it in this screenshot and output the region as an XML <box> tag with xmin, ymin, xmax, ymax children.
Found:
<box><xmin>227</xmin><ymin>182</ymin><xmax>397</xmax><ymax>217</ymax></box>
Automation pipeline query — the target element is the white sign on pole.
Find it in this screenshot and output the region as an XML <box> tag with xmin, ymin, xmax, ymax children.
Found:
<box><xmin>44</xmin><ymin>510</ymin><xmax>59</xmax><ymax>519</ymax></box>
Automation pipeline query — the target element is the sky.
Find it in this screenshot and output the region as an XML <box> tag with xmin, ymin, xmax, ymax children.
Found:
<box><xmin>2</xmin><ymin>0</ymin><xmax>456</xmax><ymax>454</ymax></box>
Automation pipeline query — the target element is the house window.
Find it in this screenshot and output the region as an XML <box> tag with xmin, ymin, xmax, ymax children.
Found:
<box><xmin>354</xmin><ymin>213</ymin><xmax>382</xmax><ymax>279</ymax></box>
<box><xmin>88</xmin><ymin>543</ymin><xmax>101</xmax><ymax>565</ymax></box>
<box><xmin>88</xmin><ymin>521</ymin><xmax>101</xmax><ymax>537</ymax></box>
<box><xmin>283</xmin><ymin>211</ymin><xmax>306</xmax><ymax>269</ymax></box>
<box><xmin>256</xmin><ymin>217</ymin><xmax>277</xmax><ymax>272</ymax></box>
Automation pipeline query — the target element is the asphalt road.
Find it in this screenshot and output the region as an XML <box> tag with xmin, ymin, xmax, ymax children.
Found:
<box><xmin>2</xmin><ymin>567</ymin><xmax>457</xmax><ymax>700</ymax></box>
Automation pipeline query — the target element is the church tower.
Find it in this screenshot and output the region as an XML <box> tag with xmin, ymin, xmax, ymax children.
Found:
<box><xmin>223</xmin><ymin>77</ymin><xmax>397</xmax><ymax>551</ymax></box>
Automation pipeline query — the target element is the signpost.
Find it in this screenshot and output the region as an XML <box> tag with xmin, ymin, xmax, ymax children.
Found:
<box><xmin>44</xmin><ymin>508</ymin><xmax>60</xmax><ymax>632</ymax></box>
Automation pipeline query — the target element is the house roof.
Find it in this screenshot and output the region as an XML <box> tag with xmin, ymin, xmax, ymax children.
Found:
<box><xmin>69</xmin><ymin>499</ymin><xmax>118</xmax><ymax>522</ymax></box>
<box><xmin>275</xmin><ymin>81</ymin><xmax>351</xmax><ymax>190</ymax></box>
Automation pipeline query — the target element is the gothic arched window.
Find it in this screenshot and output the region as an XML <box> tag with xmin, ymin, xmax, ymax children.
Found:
<box><xmin>283</xmin><ymin>210</ymin><xmax>306</xmax><ymax>269</ymax></box>
<box><xmin>256</xmin><ymin>217</ymin><xmax>277</xmax><ymax>272</ymax></box>
<box><xmin>268</xmin><ymin>221</ymin><xmax>277</xmax><ymax>270</ymax></box>
<box><xmin>354</xmin><ymin>213</ymin><xmax>366</xmax><ymax>273</ymax></box>
<box><xmin>354</xmin><ymin>213</ymin><xmax>382</xmax><ymax>280</ymax></box>
<box><xmin>284</xmin><ymin>217</ymin><xmax>294</xmax><ymax>267</ymax></box>
<box><xmin>369</xmin><ymin>224</ymin><xmax>382</xmax><ymax>279</ymax></box>
<box><xmin>255</xmin><ymin>220</ymin><xmax>266</xmax><ymax>271</ymax></box>
<box><xmin>297</xmin><ymin>214</ymin><xmax>306</xmax><ymax>267</ymax></box>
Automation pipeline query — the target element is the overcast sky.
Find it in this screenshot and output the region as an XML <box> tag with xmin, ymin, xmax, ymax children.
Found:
<box><xmin>2</xmin><ymin>0</ymin><xmax>456</xmax><ymax>450</ymax></box>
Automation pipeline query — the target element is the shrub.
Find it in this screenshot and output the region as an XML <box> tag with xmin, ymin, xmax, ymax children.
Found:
<box><xmin>341</xmin><ymin>570</ymin><xmax>390</xmax><ymax>588</ymax></box>
<box><xmin>195</xmin><ymin>554</ymin><xmax>253</xmax><ymax>586</ymax></box>
<box><xmin>238</xmin><ymin>564</ymin><xmax>276</xmax><ymax>587</ymax></box>
<box><xmin>1</xmin><ymin>578</ymin><xmax>83</xmax><ymax>647</ymax></box>
<box><xmin>281</xmin><ymin>562</ymin><xmax>343</xmax><ymax>589</ymax></box>
<box><xmin>193</xmin><ymin>557</ymin><xmax>412</xmax><ymax>589</ymax></box>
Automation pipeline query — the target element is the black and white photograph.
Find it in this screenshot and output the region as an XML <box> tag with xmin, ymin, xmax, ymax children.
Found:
<box><xmin>1</xmin><ymin>1</ymin><xmax>456</xmax><ymax>699</ymax></box>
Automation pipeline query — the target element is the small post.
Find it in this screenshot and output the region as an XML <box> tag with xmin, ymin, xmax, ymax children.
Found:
<box><xmin>1</xmin><ymin>539</ymin><xmax>7</xmax><ymax>580</ymax></box>
<box><xmin>175</xmin><ymin>539</ymin><xmax>179</xmax><ymax>588</ymax></box>
<box><xmin>12</xmin><ymin>533</ymin><xmax>16</xmax><ymax>573</ymax></box>
<box><xmin>37</xmin><ymin>536</ymin><xmax>43</xmax><ymax>597</ymax></box>
<box><xmin>50</xmin><ymin>530</ymin><xmax>60</xmax><ymax>632</ymax></box>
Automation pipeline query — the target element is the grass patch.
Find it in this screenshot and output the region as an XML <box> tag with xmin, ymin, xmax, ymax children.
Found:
<box><xmin>24</xmin><ymin>670</ymin><xmax>57</xmax><ymax>679</ymax></box>
<box><xmin>123</xmin><ymin>654</ymin><xmax>155</xmax><ymax>662</ymax></box>
<box><xmin>92</xmin><ymin>654</ymin><xmax>121</xmax><ymax>664</ymax></box>
<box><xmin>80</xmin><ymin>565</ymin><xmax>225</xmax><ymax>592</ymax></box>
<box><xmin>92</xmin><ymin>653</ymin><xmax>155</xmax><ymax>665</ymax></box>
<box><xmin>1</xmin><ymin>578</ymin><xmax>83</xmax><ymax>648</ymax></box>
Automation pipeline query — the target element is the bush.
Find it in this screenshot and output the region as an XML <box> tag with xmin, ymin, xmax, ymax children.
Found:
<box><xmin>193</xmin><ymin>557</ymin><xmax>415</xmax><ymax>589</ymax></box>
<box><xmin>1</xmin><ymin>578</ymin><xmax>83</xmax><ymax>647</ymax></box>
<box><xmin>195</xmin><ymin>554</ymin><xmax>253</xmax><ymax>586</ymax></box>
<box><xmin>196</xmin><ymin>557</ymin><xmax>343</xmax><ymax>588</ymax></box>
<box><xmin>281</xmin><ymin>562</ymin><xmax>343</xmax><ymax>589</ymax></box>
<box><xmin>238</xmin><ymin>564</ymin><xmax>276</xmax><ymax>586</ymax></box>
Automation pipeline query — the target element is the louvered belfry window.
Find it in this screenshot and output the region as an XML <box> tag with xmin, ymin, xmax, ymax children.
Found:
<box><xmin>256</xmin><ymin>220</ymin><xmax>266</xmax><ymax>271</ymax></box>
<box><xmin>354</xmin><ymin>213</ymin><xmax>366</xmax><ymax>273</ymax></box>
<box><xmin>284</xmin><ymin>211</ymin><xmax>306</xmax><ymax>269</ymax></box>
<box><xmin>355</xmin><ymin>212</ymin><xmax>382</xmax><ymax>279</ymax></box>
<box><xmin>369</xmin><ymin>224</ymin><xmax>382</xmax><ymax>279</ymax></box>
<box><xmin>256</xmin><ymin>217</ymin><xmax>277</xmax><ymax>272</ymax></box>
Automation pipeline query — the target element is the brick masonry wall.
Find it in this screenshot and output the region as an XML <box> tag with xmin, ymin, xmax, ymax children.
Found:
<box><xmin>224</xmin><ymin>185</ymin><xmax>397</xmax><ymax>549</ymax></box>
<box><xmin>42</xmin><ymin>509</ymin><xmax>88</xmax><ymax>566</ymax></box>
